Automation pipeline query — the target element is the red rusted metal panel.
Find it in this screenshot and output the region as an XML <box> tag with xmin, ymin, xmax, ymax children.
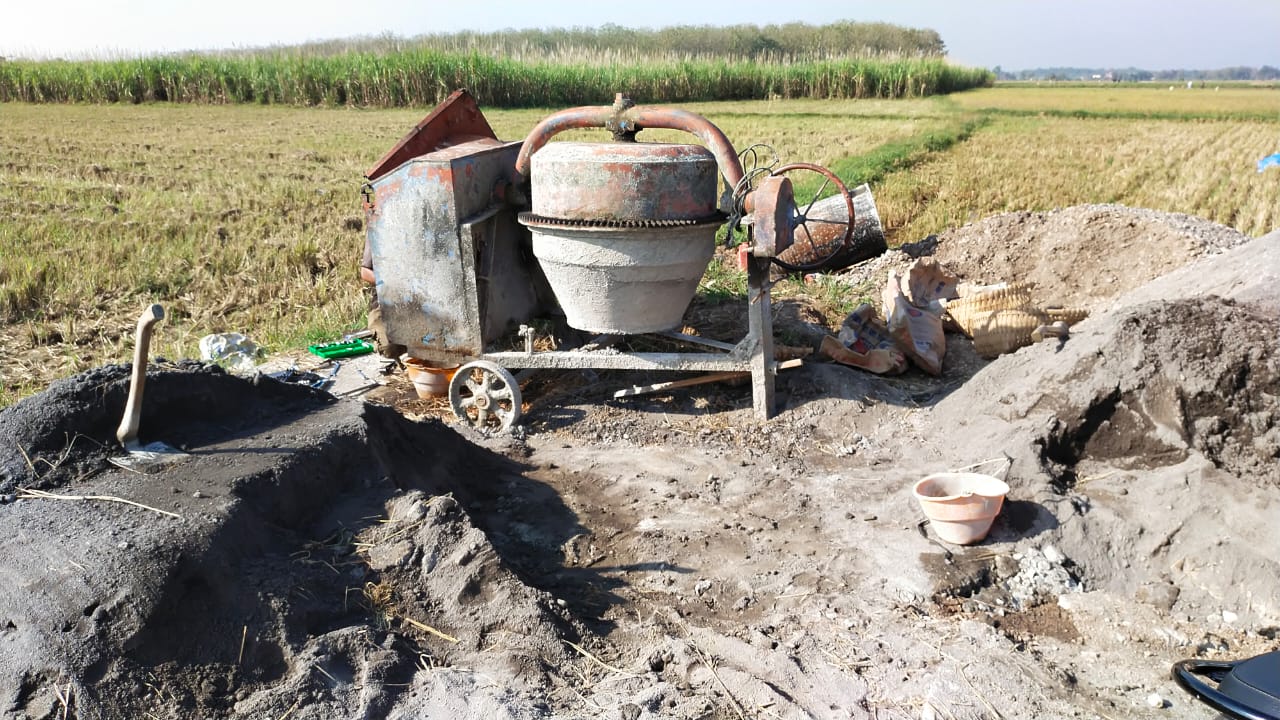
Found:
<box><xmin>365</xmin><ymin>89</ymin><xmax>498</xmax><ymax>182</ymax></box>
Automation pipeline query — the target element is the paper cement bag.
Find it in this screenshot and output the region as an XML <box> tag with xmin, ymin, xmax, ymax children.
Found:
<box><xmin>819</xmin><ymin>303</ymin><xmax>908</xmax><ymax>375</ymax></box>
<box><xmin>883</xmin><ymin>270</ymin><xmax>945</xmax><ymax>376</ymax></box>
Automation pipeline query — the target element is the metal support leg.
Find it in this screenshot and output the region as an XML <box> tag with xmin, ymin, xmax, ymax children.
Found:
<box><xmin>747</xmin><ymin>256</ymin><xmax>775</xmax><ymax>420</ymax></box>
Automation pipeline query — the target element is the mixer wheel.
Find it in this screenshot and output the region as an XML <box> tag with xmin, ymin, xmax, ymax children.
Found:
<box><xmin>448</xmin><ymin>360</ymin><xmax>522</xmax><ymax>435</ymax></box>
<box><xmin>767</xmin><ymin>163</ymin><xmax>855</xmax><ymax>273</ymax></box>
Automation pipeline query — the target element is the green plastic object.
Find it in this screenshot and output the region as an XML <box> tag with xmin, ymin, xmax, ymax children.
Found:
<box><xmin>308</xmin><ymin>338</ymin><xmax>374</xmax><ymax>359</ymax></box>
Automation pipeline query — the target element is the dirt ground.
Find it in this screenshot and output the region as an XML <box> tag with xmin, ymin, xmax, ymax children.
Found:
<box><xmin>1</xmin><ymin>205</ymin><xmax>1277</xmax><ymax>719</ymax></box>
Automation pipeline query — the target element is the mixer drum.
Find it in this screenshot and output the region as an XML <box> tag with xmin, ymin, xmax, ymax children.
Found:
<box><xmin>519</xmin><ymin>141</ymin><xmax>722</xmax><ymax>334</ymax></box>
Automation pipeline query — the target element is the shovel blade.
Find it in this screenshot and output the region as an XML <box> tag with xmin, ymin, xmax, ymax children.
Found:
<box><xmin>109</xmin><ymin>441</ymin><xmax>188</xmax><ymax>474</ymax></box>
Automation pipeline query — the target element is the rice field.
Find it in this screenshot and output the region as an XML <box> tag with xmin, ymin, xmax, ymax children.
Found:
<box><xmin>2</xmin><ymin>86</ymin><xmax>1278</xmax><ymax>404</ymax></box>
<box><xmin>952</xmin><ymin>85</ymin><xmax>1280</xmax><ymax>120</ymax></box>
<box><xmin>874</xmin><ymin>114</ymin><xmax>1280</xmax><ymax>242</ymax></box>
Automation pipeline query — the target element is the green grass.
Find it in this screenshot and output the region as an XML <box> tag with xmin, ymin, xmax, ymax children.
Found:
<box><xmin>795</xmin><ymin>112</ymin><xmax>990</xmax><ymax>194</ymax></box>
<box><xmin>696</xmin><ymin>254</ymin><xmax>750</xmax><ymax>304</ymax></box>
<box><xmin>778</xmin><ymin>274</ymin><xmax>867</xmax><ymax>319</ymax></box>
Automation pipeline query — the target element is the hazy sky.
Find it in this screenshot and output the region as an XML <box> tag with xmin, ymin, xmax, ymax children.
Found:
<box><xmin>1</xmin><ymin>0</ymin><xmax>1276</xmax><ymax>70</ymax></box>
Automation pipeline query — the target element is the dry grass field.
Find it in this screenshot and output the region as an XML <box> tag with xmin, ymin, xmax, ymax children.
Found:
<box><xmin>2</xmin><ymin>87</ymin><xmax>1278</xmax><ymax>404</ymax></box>
<box><xmin>951</xmin><ymin>84</ymin><xmax>1280</xmax><ymax>118</ymax></box>
<box><xmin>876</xmin><ymin>114</ymin><xmax>1280</xmax><ymax>240</ymax></box>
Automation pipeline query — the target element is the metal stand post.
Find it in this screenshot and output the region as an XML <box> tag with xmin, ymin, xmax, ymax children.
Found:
<box><xmin>747</xmin><ymin>255</ymin><xmax>775</xmax><ymax>421</ymax></box>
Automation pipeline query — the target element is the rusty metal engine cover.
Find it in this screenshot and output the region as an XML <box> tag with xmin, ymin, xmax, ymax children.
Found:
<box><xmin>530</xmin><ymin>142</ymin><xmax>718</xmax><ymax>222</ymax></box>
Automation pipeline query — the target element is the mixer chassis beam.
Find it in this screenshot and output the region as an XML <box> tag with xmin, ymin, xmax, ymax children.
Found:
<box><xmin>481</xmin><ymin>255</ymin><xmax>779</xmax><ymax>420</ymax></box>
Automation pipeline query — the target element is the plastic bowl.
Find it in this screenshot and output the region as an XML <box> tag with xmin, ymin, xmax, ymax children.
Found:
<box><xmin>405</xmin><ymin>360</ymin><xmax>458</xmax><ymax>399</ymax></box>
<box><xmin>912</xmin><ymin>472</ymin><xmax>1009</xmax><ymax>545</ymax></box>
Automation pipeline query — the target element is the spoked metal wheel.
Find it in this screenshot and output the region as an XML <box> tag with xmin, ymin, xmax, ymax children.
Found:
<box><xmin>767</xmin><ymin>162</ymin><xmax>856</xmax><ymax>273</ymax></box>
<box><xmin>448</xmin><ymin>360</ymin><xmax>522</xmax><ymax>434</ymax></box>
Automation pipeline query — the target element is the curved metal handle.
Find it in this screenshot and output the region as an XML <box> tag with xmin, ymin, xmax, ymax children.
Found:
<box><xmin>514</xmin><ymin>94</ymin><xmax>744</xmax><ymax>190</ymax></box>
<box><xmin>1172</xmin><ymin>659</ymin><xmax>1278</xmax><ymax>720</ymax></box>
